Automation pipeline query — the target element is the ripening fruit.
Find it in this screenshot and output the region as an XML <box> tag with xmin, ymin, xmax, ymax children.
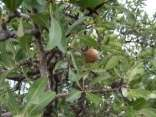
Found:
<box><xmin>84</xmin><ymin>48</ymin><xmax>99</xmax><ymax>63</ymax></box>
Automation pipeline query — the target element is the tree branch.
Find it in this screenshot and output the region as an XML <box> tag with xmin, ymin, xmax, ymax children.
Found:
<box><xmin>0</xmin><ymin>29</ymin><xmax>37</xmax><ymax>41</ymax></box>
<box><xmin>1</xmin><ymin>112</ymin><xmax>12</xmax><ymax>117</ymax></box>
<box><xmin>0</xmin><ymin>30</ymin><xmax>16</xmax><ymax>41</ymax></box>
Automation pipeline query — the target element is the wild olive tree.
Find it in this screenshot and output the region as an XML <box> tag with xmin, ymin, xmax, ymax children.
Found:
<box><xmin>0</xmin><ymin>0</ymin><xmax>156</xmax><ymax>117</ymax></box>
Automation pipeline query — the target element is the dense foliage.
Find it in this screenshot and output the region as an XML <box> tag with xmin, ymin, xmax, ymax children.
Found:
<box><xmin>0</xmin><ymin>0</ymin><xmax>156</xmax><ymax>116</ymax></box>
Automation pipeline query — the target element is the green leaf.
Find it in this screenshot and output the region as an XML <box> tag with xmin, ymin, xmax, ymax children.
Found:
<box><xmin>0</xmin><ymin>70</ymin><xmax>21</xmax><ymax>115</ymax></box>
<box><xmin>151</xmin><ymin>59</ymin><xmax>156</xmax><ymax>68</ymax></box>
<box><xmin>105</xmin><ymin>56</ymin><xmax>120</xmax><ymax>70</ymax></box>
<box><xmin>65</xmin><ymin>16</ymin><xmax>87</xmax><ymax>36</ymax></box>
<box><xmin>139</xmin><ymin>48</ymin><xmax>155</xmax><ymax>58</ymax></box>
<box><xmin>22</xmin><ymin>0</ymin><xmax>46</xmax><ymax>12</ymax></box>
<box><xmin>28</xmin><ymin>91</ymin><xmax>56</xmax><ymax>115</ymax></box>
<box><xmin>147</xmin><ymin>91</ymin><xmax>156</xmax><ymax>99</ymax></box>
<box><xmin>0</xmin><ymin>92</ymin><xmax>21</xmax><ymax>115</ymax></box>
<box><xmin>127</xmin><ymin>63</ymin><xmax>144</xmax><ymax>82</ymax></box>
<box><xmin>80</xmin><ymin>35</ymin><xmax>97</xmax><ymax>47</ymax></box>
<box><xmin>91</xmin><ymin>70</ymin><xmax>111</xmax><ymax>85</ymax></box>
<box><xmin>125</xmin><ymin>107</ymin><xmax>136</xmax><ymax>117</ymax></box>
<box><xmin>73</xmin><ymin>0</ymin><xmax>104</xmax><ymax>9</ymax></box>
<box><xmin>47</xmin><ymin>17</ymin><xmax>64</xmax><ymax>52</ymax></box>
<box><xmin>5</xmin><ymin>93</ymin><xmax>21</xmax><ymax>114</ymax></box>
<box><xmin>18</xmin><ymin>35</ymin><xmax>32</xmax><ymax>56</ymax></box>
<box><xmin>128</xmin><ymin>89</ymin><xmax>151</xmax><ymax>100</ymax></box>
<box><xmin>127</xmin><ymin>12</ymin><xmax>136</xmax><ymax>25</ymax></box>
<box><xmin>0</xmin><ymin>42</ymin><xmax>14</xmax><ymax>67</ymax></box>
<box><xmin>131</xmin><ymin>98</ymin><xmax>146</xmax><ymax>110</ymax></box>
<box><xmin>17</xmin><ymin>19</ymin><xmax>24</xmax><ymax>38</ymax></box>
<box><xmin>108</xmin><ymin>37</ymin><xmax>122</xmax><ymax>50</ymax></box>
<box><xmin>86</xmin><ymin>93</ymin><xmax>103</xmax><ymax>106</ymax></box>
<box><xmin>0</xmin><ymin>70</ymin><xmax>10</xmax><ymax>79</ymax></box>
<box><xmin>3</xmin><ymin>0</ymin><xmax>24</xmax><ymax>11</ymax></box>
<box><xmin>68</xmin><ymin>68</ymin><xmax>79</xmax><ymax>82</ymax></box>
<box><xmin>54</xmin><ymin>61</ymin><xmax>68</xmax><ymax>70</ymax></box>
<box><xmin>70</xmin><ymin>52</ymin><xmax>78</xmax><ymax>71</ymax></box>
<box><xmin>15</xmin><ymin>48</ymin><xmax>26</xmax><ymax>61</ymax></box>
<box><xmin>23</xmin><ymin>78</ymin><xmax>56</xmax><ymax>115</ymax></box>
<box><xmin>66</xmin><ymin>90</ymin><xmax>81</xmax><ymax>103</ymax></box>
<box><xmin>136</xmin><ymin>108</ymin><xmax>156</xmax><ymax>117</ymax></box>
<box><xmin>32</xmin><ymin>13</ymin><xmax>49</xmax><ymax>28</ymax></box>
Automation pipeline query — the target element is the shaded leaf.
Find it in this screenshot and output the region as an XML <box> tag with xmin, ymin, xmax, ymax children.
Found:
<box><xmin>86</xmin><ymin>93</ymin><xmax>103</xmax><ymax>106</ymax></box>
<box><xmin>32</xmin><ymin>13</ymin><xmax>49</xmax><ymax>28</ymax></box>
<box><xmin>66</xmin><ymin>90</ymin><xmax>81</xmax><ymax>103</ymax></box>
<box><xmin>68</xmin><ymin>68</ymin><xmax>79</xmax><ymax>82</ymax></box>
<box><xmin>136</xmin><ymin>108</ymin><xmax>156</xmax><ymax>117</ymax></box>
<box><xmin>3</xmin><ymin>0</ymin><xmax>24</xmax><ymax>11</ymax></box>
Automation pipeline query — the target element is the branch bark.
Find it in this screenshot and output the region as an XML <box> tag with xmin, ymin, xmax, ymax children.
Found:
<box><xmin>0</xmin><ymin>30</ymin><xmax>16</xmax><ymax>41</ymax></box>
<box><xmin>1</xmin><ymin>112</ymin><xmax>12</xmax><ymax>117</ymax></box>
<box><xmin>0</xmin><ymin>29</ymin><xmax>37</xmax><ymax>41</ymax></box>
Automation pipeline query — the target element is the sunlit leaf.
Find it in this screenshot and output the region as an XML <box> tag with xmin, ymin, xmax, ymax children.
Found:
<box><xmin>47</xmin><ymin>16</ymin><xmax>64</xmax><ymax>52</ymax></box>
<box><xmin>128</xmin><ymin>89</ymin><xmax>151</xmax><ymax>100</ymax></box>
<box><xmin>105</xmin><ymin>56</ymin><xmax>120</xmax><ymax>70</ymax></box>
<box><xmin>23</xmin><ymin>78</ymin><xmax>56</xmax><ymax>115</ymax></box>
<box><xmin>127</xmin><ymin>63</ymin><xmax>144</xmax><ymax>82</ymax></box>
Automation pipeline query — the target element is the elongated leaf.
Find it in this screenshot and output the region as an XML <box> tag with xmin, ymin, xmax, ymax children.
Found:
<box><xmin>17</xmin><ymin>19</ymin><xmax>24</xmax><ymax>38</ymax></box>
<box><xmin>127</xmin><ymin>63</ymin><xmax>144</xmax><ymax>82</ymax></box>
<box><xmin>47</xmin><ymin>17</ymin><xmax>63</xmax><ymax>51</ymax></box>
<box><xmin>105</xmin><ymin>56</ymin><xmax>120</xmax><ymax>70</ymax></box>
<box><xmin>65</xmin><ymin>16</ymin><xmax>87</xmax><ymax>36</ymax></box>
<box><xmin>23</xmin><ymin>78</ymin><xmax>56</xmax><ymax>115</ymax></box>
<box><xmin>22</xmin><ymin>0</ymin><xmax>46</xmax><ymax>12</ymax></box>
<box><xmin>128</xmin><ymin>89</ymin><xmax>151</xmax><ymax>100</ymax></box>
<box><xmin>70</xmin><ymin>52</ymin><xmax>78</xmax><ymax>71</ymax></box>
<box><xmin>25</xmin><ymin>79</ymin><xmax>47</xmax><ymax>101</ymax></box>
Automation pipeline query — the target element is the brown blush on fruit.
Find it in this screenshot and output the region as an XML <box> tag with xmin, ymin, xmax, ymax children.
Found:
<box><xmin>84</xmin><ymin>48</ymin><xmax>99</xmax><ymax>63</ymax></box>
